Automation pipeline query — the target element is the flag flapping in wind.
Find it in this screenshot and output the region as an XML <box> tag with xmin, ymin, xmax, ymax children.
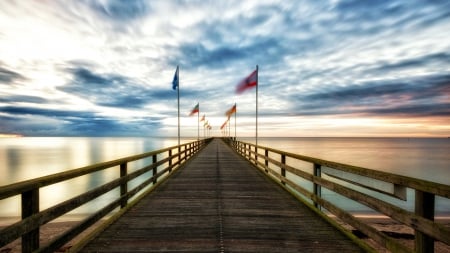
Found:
<box><xmin>172</xmin><ymin>66</ymin><xmax>179</xmax><ymax>90</ymax></box>
<box><xmin>235</xmin><ymin>69</ymin><xmax>257</xmax><ymax>94</ymax></box>
<box><xmin>221</xmin><ymin>119</ymin><xmax>229</xmax><ymax>130</ymax></box>
<box><xmin>200</xmin><ymin>114</ymin><xmax>205</xmax><ymax>121</ymax></box>
<box><xmin>189</xmin><ymin>103</ymin><xmax>199</xmax><ymax>116</ymax></box>
<box><xmin>225</xmin><ymin>104</ymin><xmax>236</xmax><ymax>118</ymax></box>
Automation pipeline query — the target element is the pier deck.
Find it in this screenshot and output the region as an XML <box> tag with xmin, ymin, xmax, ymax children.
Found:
<box><xmin>80</xmin><ymin>138</ymin><xmax>364</xmax><ymax>252</ymax></box>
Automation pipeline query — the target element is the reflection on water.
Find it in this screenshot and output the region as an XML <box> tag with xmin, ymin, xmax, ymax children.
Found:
<box><xmin>249</xmin><ymin>137</ymin><xmax>450</xmax><ymax>185</ymax></box>
<box><xmin>241</xmin><ymin>137</ymin><xmax>450</xmax><ymax>216</ymax></box>
<box><xmin>0</xmin><ymin>137</ymin><xmax>448</xmax><ymax>218</ymax></box>
<box><xmin>0</xmin><ymin>137</ymin><xmax>195</xmax><ymax>217</ymax></box>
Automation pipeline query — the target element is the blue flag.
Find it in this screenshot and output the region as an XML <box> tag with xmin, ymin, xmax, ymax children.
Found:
<box><xmin>172</xmin><ymin>66</ymin><xmax>179</xmax><ymax>90</ymax></box>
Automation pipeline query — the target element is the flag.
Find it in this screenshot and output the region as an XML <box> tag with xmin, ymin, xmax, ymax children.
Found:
<box><xmin>172</xmin><ymin>66</ymin><xmax>179</xmax><ymax>90</ymax></box>
<box><xmin>235</xmin><ymin>69</ymin><xmax>257</xmax><ymax>94</ymax></box>
<box><xmin>189</xmin><ymin>103</ymin><xmax>199</xmax><ymax>116</ymax></box>
<box><xmin>220</xmin><ymin>119</ymin><xmax>229</xmax><ymax>130</ymax></box>
<box><xmin>225</xmin><ymin>104</ymin><xmax>236</xmax><ymax>118</ymax></box>
<box><xmin>200</xmin><ymin>114</ymin><xmax>205</xmax><ymax>121</ymax></box>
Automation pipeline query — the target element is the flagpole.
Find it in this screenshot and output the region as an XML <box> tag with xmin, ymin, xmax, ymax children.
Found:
<box><xmin>177</xmin><ymin>66</ymin><xmax>180</xmax><ymax>147</ymax></box>
<box><xmin>255</xmin><ymin>65</ymin><xmax>258</xmax><ymax>162</ymax></box>
<box><xmin>234</xmin><ymin>103</ymin><xmax>237</xmax><ymax>141</ymax></box>
<box><xmin>228</xmin><ymin>117</ymin><xmax>230</xmax><ymax>138</ymax></box>
<box><xmin>198</xmin><ymin>103</ymin><xmax>200</xmax><ymax>141</ymax></box>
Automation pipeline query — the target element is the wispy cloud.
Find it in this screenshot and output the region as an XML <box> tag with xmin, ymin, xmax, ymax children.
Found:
<box><xmin>0</xmin><ymin>66</ymin><xmax>26</xmax><ymax>84</ymax></box>
<box><xmin>0</xmin><ymin>0</ymin><xmax>449</xmax><ymax>137</ymax></box>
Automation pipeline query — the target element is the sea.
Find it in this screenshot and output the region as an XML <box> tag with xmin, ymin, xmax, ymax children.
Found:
<box><xmin>0</xmin><ymin>137</ymin><xmax>449</xmax><ymax>220</ymax></box>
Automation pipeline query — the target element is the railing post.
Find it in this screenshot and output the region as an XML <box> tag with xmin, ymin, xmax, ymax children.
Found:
<box><xmin>152</xmin><ymin>154</ymin><xmax>157</xmax><ymax>184</ymax></box>
<box><xmin>415</xmin><ymin>190</ymin><xmax>435</xmax><ymax>253</ymax></box>
<box><xmin>178</xmin><ymin>146</ymin><xmax>181</xmax><ymax>166</ymax></box>
<box><xmin>254</xmin><ymin>146</ymin><xmax>258</xmax><ymax>165</ymax></box>
<box><xmin>168</xmin><ymin>149</ymin><xmax>172</xmax><ymax>173</ymax></box>
<box><xmin>22</xmin><ymin>188</ymin><xmax>39</xmax><ymax>253</ymax></box>
<box><xmin>281</xmin><ymin>154</ymin><xmax>286</xmax><ymax>185</ymax></box>
<box><xmin>264</xmin><ymin>149</ymin><xmax>269</xmax><ymax>173</ymax></box>
<box><xmin>313</xmin><ymin>163</ymin><xmax>322</xmax><ymax>209</ymax></box>
<box><xmin>120</xmin><ymin>162</ymin><xmax>128</xmax><ymax>208</ymax></box>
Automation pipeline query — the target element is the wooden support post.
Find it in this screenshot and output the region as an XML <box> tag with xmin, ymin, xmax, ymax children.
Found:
<box><xmin>313</xmin><ymin>163</ymin><xmax>322</xmax><ymax>209</ymax></box>
<box><xmin>281</xmin><ymin>154</ymin><xmax>286</xmax><ymax>185</ymax></box>
<box><xmin>120</xmin><ymin>163</ymin><xmax>128</xmax><ymax>208</ymax></box>
<box><xmin>415</xmin><ymin>190</ymin><xmax>435</xmax><ymax>253</ymax></box>
<box><xmin>168</xmin><ymin>149</ymin><xmax>172</xmax><ymax>173</ymax></box>
<box><xmin>255</xmin><ymin>146</ymin><xmax>258</xmax><ymax>165</ymax></box>
<box><xmin>264</xmin><ymin>149</ymin><xmax>269</xmax><ymax>173</ymax></box>
<box><xmin>178</xmin><ymin>146</ymin><xmax>181</xmax><ymax>165</ymax></box>
<box><xmin>152</xmin><ymin>154</ymin><xmax>157</xmax><ymax>184</ymax></box>
<box><xmin>22</xmin><ymin>188</ymin><xmax>39</xmax><ymax>253</ymax></box>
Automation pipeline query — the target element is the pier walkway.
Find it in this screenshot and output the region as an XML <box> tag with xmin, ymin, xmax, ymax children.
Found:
<box><xmin>80</xmin><ymin>138</ymin><xmax>364</xmax><ymax>252</ymax></box>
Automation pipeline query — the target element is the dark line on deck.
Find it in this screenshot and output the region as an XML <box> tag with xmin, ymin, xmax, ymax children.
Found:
<box><xmin>80</xmin><ymin>139</ymin><xmax>364</xmax><ymax>253</ymax></box>
<box><xmin>216</xmin><ymin>142</ymin><xmax>225</xmax><ymax>253</ymax></box>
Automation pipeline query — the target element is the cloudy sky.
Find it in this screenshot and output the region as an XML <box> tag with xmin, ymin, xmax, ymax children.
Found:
<box><xmin>0</xmin><ymin>0</ymin><xmax>449</xmax><ymax>137</ymax></box>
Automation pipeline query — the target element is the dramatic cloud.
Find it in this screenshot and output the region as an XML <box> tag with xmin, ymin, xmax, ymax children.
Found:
<box><xmin>0</xmin><ymin>0</ymin><xmax>449</xmax><ymax>137</ymax></box>
<box><xmin>0</xmin><ymin>66</ymin><xmax>25</xmax><ymax>84</ymax></box>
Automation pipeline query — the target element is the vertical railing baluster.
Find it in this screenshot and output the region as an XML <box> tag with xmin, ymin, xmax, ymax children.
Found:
<box><xmin>168</xmin><ymin>149</ymin><xmax>172</xmax><ymax>173</ymax></box>
<box><xmin>120</xmin><ymin>162</ymin><xmax>128</xmax><ymax>208</ymax></box>
<box><xmin>22</xmin><ymin>188</ymin><xmax>39</xmax><ymax>253</ymax></box>
<box><xmin>152</xmin><ymin>154</ymin><xmax>157</xmax><ymax>184</ymax></box>
<box><xmin>264</xmin><ymin>149</ymin><xmax>269</xmax><ymax>173</ymax></box>
<box><xmin>178</xmin><ymin>145</ymin><xmax>181</xmax><ymax>166</ymax></box>
<box><xmin>415</xmin><ymin>190</ymin><xmax>435</xmax><ymax>253</ymax></box>
<box><xmin>254</xmin><ymin>145</ymin><xmax>258</xmax><ymax>165</ymax></box>
<box><xmin>281</xmin><ymin>154</ymin><xmax>286</xmax><ymax>185</ymax></box>
<box><xmin>313</xmin><ymin>163</ymin><xmax>322</xmax><ymax>209</ymax></box>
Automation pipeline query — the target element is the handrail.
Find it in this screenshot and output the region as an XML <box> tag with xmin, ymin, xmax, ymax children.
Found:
<box><xmin>226</xmin><ymin>138</ymin><xmax>450</xmax><ymax>253</ymax></box>
<box><xmin>0</xmin><ymin>138</ymin><xmax>213</xmax><ymax>253</ymax></box>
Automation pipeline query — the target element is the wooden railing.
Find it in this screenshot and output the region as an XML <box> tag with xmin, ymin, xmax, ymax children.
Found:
<box><xmin>0</xmin><ymin>138</ymin><xmax>212</xmax><ymax>253</ymax></box>
<box><xmin>227</xmin><ymin>139</ymin><xmax>450</xmax><ymax>253</ymax></box>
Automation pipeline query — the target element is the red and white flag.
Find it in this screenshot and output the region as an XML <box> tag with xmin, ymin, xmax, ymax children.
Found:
<box><xmin>235</xmin><ymin>69</ymin><xmax>257</xmax><ymax>94</ymax></box>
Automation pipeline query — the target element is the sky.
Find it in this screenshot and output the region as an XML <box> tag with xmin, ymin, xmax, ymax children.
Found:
<box><xmin>0</xmin><ymin>0</ymin><xmax>449</xmax><ymax>137</ymax></box>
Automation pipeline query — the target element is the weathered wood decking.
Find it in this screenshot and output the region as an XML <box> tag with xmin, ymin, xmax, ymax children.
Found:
<box><xmin>80</xmin><ymin>138</ymin><xmax>364</xmax><ymax>252</ymax></box>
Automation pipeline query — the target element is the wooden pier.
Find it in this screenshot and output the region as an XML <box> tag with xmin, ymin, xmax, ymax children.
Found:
<box><xmin>1</xmin><ymin>138</ymin><xmax>449</xmax><ymax>253</ymax></box>
<box><xmin>79</xmin><ymin>138</ymin><xmax>364</xmax><ymax>252</ymax></box>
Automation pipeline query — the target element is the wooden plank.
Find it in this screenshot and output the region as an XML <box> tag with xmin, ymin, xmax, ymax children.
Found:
<box><xmin>79</xmin><ymin>139</ymin><xmax>364</xmax><ymax>253</ymax></box>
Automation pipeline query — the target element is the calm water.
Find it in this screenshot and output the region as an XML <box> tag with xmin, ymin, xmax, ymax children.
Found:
<box><xmin>0</xmin><ymin>137</ymin><xmax>448</xmax><ymax>219</ymax></box>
